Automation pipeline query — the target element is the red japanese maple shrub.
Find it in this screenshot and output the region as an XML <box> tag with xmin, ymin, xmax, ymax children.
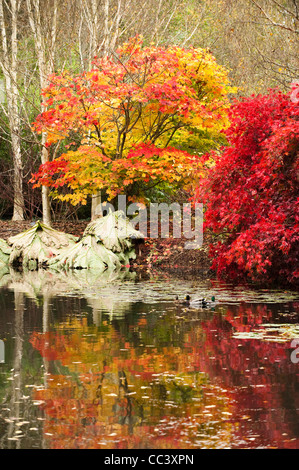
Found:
<box><xmin>193</xmin><ymin>87</ymin><xmax>299</xmax><ymax>286</ymax></box>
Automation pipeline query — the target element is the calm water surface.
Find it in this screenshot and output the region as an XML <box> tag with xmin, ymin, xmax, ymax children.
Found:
<box><xmin>0</xmin><ymin>267</ymin><xmax>299</xmax><ymax>449</ymax></box>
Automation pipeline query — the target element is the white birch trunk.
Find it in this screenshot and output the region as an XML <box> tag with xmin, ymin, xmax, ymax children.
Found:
<box><xmin>0</xmin><ymin>0</ymin><xmax>24</xmax><ymax>221</ymax></box>
<box><xmin>26</xmin><ymin>0</ymin><xmax>58</xmax><ymax>226</ymax></box>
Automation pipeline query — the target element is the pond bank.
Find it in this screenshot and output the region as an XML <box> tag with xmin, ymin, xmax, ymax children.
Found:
<box><xmin>0</xmin><ymin>219</ymin><xmax>213</xmax><ymax>275</ymax></box>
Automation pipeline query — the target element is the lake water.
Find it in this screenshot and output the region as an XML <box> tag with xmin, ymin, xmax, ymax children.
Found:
<box><xmin>0</xmin><ymin>267</ymin><xmax>299</xmax><ymax>449</ymax></box>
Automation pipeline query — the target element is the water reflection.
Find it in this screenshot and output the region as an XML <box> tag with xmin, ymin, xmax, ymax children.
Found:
<box><xmin>0</xmin><ymin>268</ymin><xmax>298</xmax><ymax>449</ymax></box>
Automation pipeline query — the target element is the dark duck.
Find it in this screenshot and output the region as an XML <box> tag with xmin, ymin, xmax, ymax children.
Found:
<box><xmin>175</xmin><ymin>295</ymin><xmax>216</xmax><ymax>308</ymax></box>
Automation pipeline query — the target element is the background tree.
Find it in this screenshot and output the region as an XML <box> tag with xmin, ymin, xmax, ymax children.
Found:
<box><xmin>194</xmin><ymin>0</ymin><xmax>298</xmax><ymax>94</ymax></box>
<box><xmin>0</xmin><ymin>0</ymin><xmax>24</xmax><ymax>221</ymax></box>
<box><xmin>26</xmin><ymin>0</ymin><xmax>59</xmax><ymax>225</ymax></box>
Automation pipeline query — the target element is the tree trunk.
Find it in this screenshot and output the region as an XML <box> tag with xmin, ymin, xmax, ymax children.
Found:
<box><xmin>11</xmin><ymin>130</ymin><xmax>24</xmax><ymax>221</ymax></box>
<box><xmin>0</xmin><ymin>0</ymin><xmax>25</xmax><ymax>221</ymax></box>
<box><xmin>91</xmin><ymin>191</ymin><xmax>102</xmax><ymax>220</ymax></box>
<box><xmin>26</xmin><ymin>0</ymin><xmax>58</xmax><ymax>226</ymax></box>
<box><xmin>41</xmin><ymin>134</ymin><xmax>51</xmax><ymax>225</ymax></box>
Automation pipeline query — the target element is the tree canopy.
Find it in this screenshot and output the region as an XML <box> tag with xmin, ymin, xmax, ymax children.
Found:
<box><xmin>192</xmin><ymin>86</ymin><xmax>299</xmax><ymax>286</ymax></box>
<box><xmin>31</xmin><ymin>36</ymin><xmax>235</xmax><ymax>204</ymax></box>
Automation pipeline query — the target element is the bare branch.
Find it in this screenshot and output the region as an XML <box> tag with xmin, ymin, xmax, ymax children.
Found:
<box><xmin>250</xmin><ymin>0</ymin><xmax>299</xmax><ymax>33</ymax></box>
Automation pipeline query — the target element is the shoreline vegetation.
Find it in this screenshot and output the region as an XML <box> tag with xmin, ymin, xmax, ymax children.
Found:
<box><xmin>1</xmin><ymin>217</ymin><xmax>298</xmax><ymax>290</ymax></box>
<box><xmin>0</xmin><ymin>217</ymin><xmax>213</xmax><ymax>277</ymax></box>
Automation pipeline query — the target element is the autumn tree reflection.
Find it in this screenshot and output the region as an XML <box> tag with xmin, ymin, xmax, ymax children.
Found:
<box><xmin>28</xmin><ymin>301</ymin><xmax>299</xmax><ymax>449</ymax></box>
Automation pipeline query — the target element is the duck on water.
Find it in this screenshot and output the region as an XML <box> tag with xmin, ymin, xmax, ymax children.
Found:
<box><xmin>175</xmin><ymin>295</ymin><xmax>216</xmax><ymax>308</ymax></box>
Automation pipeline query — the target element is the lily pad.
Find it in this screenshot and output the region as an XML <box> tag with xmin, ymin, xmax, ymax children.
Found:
<box><xmin>233</xmin><ymin>323</ymin><xmax>299</xmax><ymax>343</ymax></box>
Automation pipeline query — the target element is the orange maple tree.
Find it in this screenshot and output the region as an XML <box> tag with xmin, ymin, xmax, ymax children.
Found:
<box><xmin>30</xmin><ymin>36</ymin><xmax>234</xmax><ymax>205</ymax></box>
